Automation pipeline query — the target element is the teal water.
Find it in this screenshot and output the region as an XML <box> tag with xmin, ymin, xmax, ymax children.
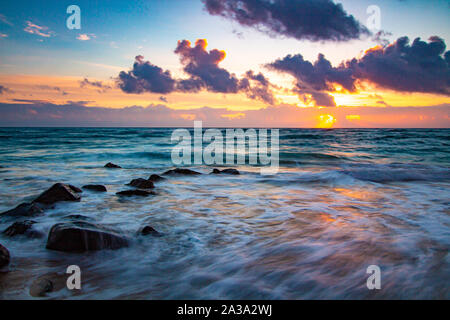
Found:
<box><xmin>0</xmin><ymin>128</ymin><xmax>449</xmax><ymax>299</ymax></box>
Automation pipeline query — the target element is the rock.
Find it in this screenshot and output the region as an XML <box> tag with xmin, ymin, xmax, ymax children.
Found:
<box><xmin>127</xmin><ymin>178</ymin><xmax>154</xmax><ymax>189</ymax></box>
<box><xmin>138</xmin><ymin>226</ymin><xmax>162</xmax><ymax>237</ymax></box>
<box><xmin>116</xmin><ymin>190</ymin><xmax>155</xmax><ymax>197</ymax></box>
<box><xmin>104</xmin><ymin>162</ymin><xmax>121</xmax><ymax>169</ymax></box>
<box><xmin>211</xmin><ymin>168</ymin><xmax>240</xmax><ymax>175</ymax></box>
<box><xmin>29</xmin><ymin>278</ymin><xmax>53</xmax><ymax>297</ymax></box>
<box><xmin>29</xmin><ymin>273</ymin><xmax>67</xmax><ymax>297</ymax></box>
<box><xmin>163</xmin><ymin>168</ymin><xmax>201</xmax><ymax>175</ymax></box>
<box><xmin>0</xmin><ymin>244</ymin><xmax>10</xmax><ymax>268</ymax></box>
<box><xmin>63</xmin><ymin>214</ymin><xmax>94</xmax><ymax>221</ymax></box>
<box><xmin>148</xmin><ymin>174</ymin><xmax>165</xmax><ymax>182</ymax></box>
<box><xmin>82</xmin><ymin>185</ymin><xmax>107</xmax><ymax>192</ymax></box>
<box><xmin>3</xmin><ymin>220</ymin><xmax>44</xmax><ymax>238</ymax></box>
<box><xmin>68</xmin><ymin>185</ymin><xmax>82</xmax><ymax>193</ymax></box>
<box><xmin>33</xmin><ymin>183</ymin><xmax>81</xmax><ymax>205</ymax></box>
<box><xmin>0</xmin><ymin>202</ymin><xmax>44</xmax><ymax>218</ymax></box>
<box><xmin>46</xmin><ymin>221</ymin><xmax>129</xmax><ymax>252</ymax></box>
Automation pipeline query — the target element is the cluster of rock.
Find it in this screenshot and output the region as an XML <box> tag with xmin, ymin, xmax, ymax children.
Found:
<box><xmin>0</xmin><ymin>162</ymin><xmax>239</xmax><ymax>296</ymax></box>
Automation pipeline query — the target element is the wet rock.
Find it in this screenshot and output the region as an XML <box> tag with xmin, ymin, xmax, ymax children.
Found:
<box><xmin>0</xmin><ymin>243</ymin><xmax>10</xmax><ymax>268</ymax></box>
<box><xmin>68</xmin><ymin>185</ymin><xmax>82</xmax><ymax>193</ymax></box>
<box><xmin>211</xmin><ymin>168</ymin><xmax>240</xmax><ymax>175</ymax></box>
<box><xmin>3</xmin><ymin>220</ymin><xmax>44</xmax><ymax>238</ymax></box>
<box><xmin>127</xmin><ymin>178</ymin><xmax>154</xmax><ymax>189</ymax></box>
<box><xmin>29</xmin><ymin>273</ymin><xmax>67</xmax><ymax>297</ymax></box>
<box><xmin>116</xmin><ymin>190</ymin><xmax>155</xmax><ymax>197</ymax></box>
<box><xmin>104</xmin><ymin>162</ymin><xmax>121</xmax><ymax>169</ymax></box>
<box><xmin>82</xmin><ymin>185</ymin><xmax>107</xmax><ymax>192</ymax></box>
<box><xmin>163</xmin><ymin>168</ymin><xmax>201</xmax><ymax>175</ymax></box>
<box><xmin>148</xmin><ymin>174</ymin><xmax>165</xmax><ymax>182</ymax></box>
<box><xmin>63</xmin><ymin>214</ymin><xmax>94</xmax><ymax>221</ymax></box>
<box><xmin>29</xmin><ymin>278</ymin><xmax>53</xmax><ymax>297</ymax></box>
<box><xmin>46</xmin><ymin>221</ymin><xmax>129</xmax><ymax>252</ymax></box>
<box><xmin>0</xmin><ymin>202</ymin><xmax>44</xmax><ymax>218</ymax></box>
<box><xmin>138</xmin><ymin>226</ymin><xmax>162</xmax><ymax>237</ymax></box>
<box><xmin>33</xmin><ymin>183</ymin><xmax>81</xmax><ymax>205</ymax></box>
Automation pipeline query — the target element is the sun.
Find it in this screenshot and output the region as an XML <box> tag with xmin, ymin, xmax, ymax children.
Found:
<box><xmin>316</xmin><ymin>114</ymin><xmax>336</xmax><ymax>128</ymax></box>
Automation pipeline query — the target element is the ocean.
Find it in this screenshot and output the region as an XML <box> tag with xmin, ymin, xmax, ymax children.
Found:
<box><xmin>0</xmin><ymin>128</ymin><xmax>449</xmax><ymax>299</ymax></box>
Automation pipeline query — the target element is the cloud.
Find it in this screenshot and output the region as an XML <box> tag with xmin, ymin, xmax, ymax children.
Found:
<box><xmin>79</xmin><ymin>78</ymin><xmax>112</xmax><ymax>93</ymax></box>
<box><xmin>159</xmin><ymin>96</ymin><xmax>168</xmax><ymax>103</ymax></box>
<box><xmin>202</xmin><ymin>0</ymin><xmax>369</xmax><ymax>42</ymax></box>
<box><xmin>0</xmin><ymin>101</ymin><xmax>448</xmax><ymax>128</ymax></box>
<box><xmin>77</xmin><ymin>34</ymin><xmax>95</xmax><ymax>41</ymax></box>
<box><xmin>117</xmin><ymin>39</ymin><xmax>276</xmax><ymax>104</ymax></box>
<box><xmin>36</xmin><ymin>85</ymin><xmax>68</xmax><ymax>96</ymax></box>
<box><xmin>0</xmin><ymin>85</ymin><xmax>12</xmax><ymax>94</ymax></box>
<box><xmin>347</xmin><ymin>36</ymin><xmax>450</xmax><ymax>96</ymax></box>
<box><xmin>117</xmin><ymin>55</ymin><xmax>176</xmax><ymax>94</ymax></box>
<box><xmin>24</xmin><ymin>21</ymin><xmax>54</xmax><ymax>38</ymax></box>
<box><xmin>175</xmin><ymin>39</ymin><xmax>241</xmax><ymax>93</ymax></box>
<box><xmin>267</xmin><ymin>53</ymin><xmax>354</xmax><ymax>106</ymax></box>
<box><xmin>268</xmin><ymin>36</ymin><xmax>450</xmax><ymax>105</ymax></box>
<box><xmin>0</xmin><ymin>13</ymin><xmax>13</xmax><ymax>26</ymax></box>
<box><xmin>0</xmin><ymin>33</ymin><xmax>7</xmax><ymax>39</ymax></box>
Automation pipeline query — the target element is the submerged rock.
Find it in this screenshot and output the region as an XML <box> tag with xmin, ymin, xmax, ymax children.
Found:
<box><xmin>33</xmin><ymin>183</ymin><xmax>81</xmax><ymax>205</ymax></box>
<box><xmin>138</xmin><ymin>226</ymin><xmax>162</xmax><ymax>237</ymax></box>
<box><xmin>0</xmin><ymin>202</ymin><xmax>44</xmax><ymax>218</ymax></box>
<box><xmin>211</xmin><ymin>168</ymin><xmax>240</xmax><ymax>175</ymax></box>
<box><xmin>163</xmin><ymin>168</ymin><xmax>201</xmax><ymax>176</ymax></box>
<box><xmin>82</xmin><ymin>184</ymin><xmax>107</xmax><ymax>192</ymax></box>
<box><xmin>104</xmin><ymin>162</ymin><xmax>121</xmax><ymax>169</ymax></box>
<box><xmin>46</xmin><ymin>221</ymin><xmax>129</xmax><ymax>252</ymax></box>
<box><xmin>148</xmin><ymin>174</ymin><xmax>165</xmax><ymax>182</ymax></box>
<box><xmin>127</xmin><ymin>178</ymin><xmax>155</xmax><ymax>189</ymax></box>
<box><xmin>116</xmin><ymin>190</ymin><xmax>155</xmax><ymax>197</ymax></box>
<box><xmin>0</xmin><ymin>243</ymin><xmax>10</xmax><ymax>268</ymax></box>
<box><xmin>3</xmin><ymin>220</ymin><xmax>44</xmax><ymax>238</ymax></box>
<box><xmin>29</xmin><ymin>272</ymin><xmax>67</xmax><ymax>297</ymax></box>
<box><xmin>29</xmin><ymin>278</ymin><xmax>53</xmax><ymax>297</ymax></box>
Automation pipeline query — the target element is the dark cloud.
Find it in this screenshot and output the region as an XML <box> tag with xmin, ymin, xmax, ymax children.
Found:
<box><xmin>175</xmin><ymin>39</ymin><xmax>241</xmax><ymax>93</ymax></box>
<box><xmin>36</xmin><ymin>85</ymin><xmax>68</xmax><ymax>96</ymax></box>
<box><xmin>268</xmin><ymin>36</ymin><xmax>450</xmax><ymax>105</ymax></box>
<box><xmin>159</xmin><ymin>96</ymin><xmax>168</xmax><ymax>103</ymax></box>
<box><xmin>0</xmin><ymin>85</ymin><xmax>12</xmax><ymax>94</ymax></box>
<box><xmin>347</xmin><ymin>36</ymin><xmax>450</xmax><ymax>96</ymax></box>
<box><xmin>117</xmin><ymin>55</ymin><xmax>176</xmax><ymax>94</ymax></box>
<box><xmin>79</xmin><ymin>78</ymin><xmax>112</xmax><ymax>93</ymax></box>
<box><xmin>202</xmin><ymin>0</ymin><xmax>369</xmax><ymax>42</ymax></box>
<box><xmin>117</xmin><ymin>39</ymin><xmax>276</xmax><ymax>105</ymax></box>
<box><xmin>267</xmin><ymin>53</ymin><xmax>354</xmax><ymax>106</ymax></box>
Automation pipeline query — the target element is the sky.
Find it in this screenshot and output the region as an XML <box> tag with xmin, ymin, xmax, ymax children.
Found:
<box><xmin>0</xmin><ymin>0</ymin><xmax>449</xmax><ymax>127</ymax></box>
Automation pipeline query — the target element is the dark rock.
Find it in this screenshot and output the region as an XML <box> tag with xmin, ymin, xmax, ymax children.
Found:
<box><xmin>116</xmin><ymin>190</ymin><xmax>155</xmax><ymax>197</ymax></box>
<box><xmin>82</xmin><ymin>184</ymin><xmax>107</xmax><ymax>192</ymax></box>
<box><xmin>29</xmin><ymin>272</ymin><xmax>67</xmax><ymax>297</ymax></box>
<box><xmin>68</xmin><ymin>185</ymin><xmax>82</xmax><ymax>193</ymax></box>
<box><xmin>138</xmin><ymin>226</ymin><xmax>162</xmax><ymax>237</ymax></box>
<box><xmin>163</xmin><ymin>168</ymin><xmax>201</xmax><ymax>175</ymax></box>
<box><xmin>33</xmin><ymin>183</ymin><xmax>81</xmax><ymax>205</ymax></box>
<box><xmin>148</xmin><ymin>174</ymin><xmax>165</xmax><ymax>182</ymax></box>
<box><xmin>3</xmin><ymin>220</ymin><xmax>44</xmax><ymax>238</ymax></box>
<box><xmin>0</xmin><ymin>243</ymin><xmax>9</xmax><ymax>268</ymax></box>
<box><xmin>63</xmin><ymin>214</ymin><xmax>94</xmax><ymax>221</ymax></box>
<box><xmin>127</xmin><ymin>178</ymin><xmax>154</xmax><ymax>189</ymax></box>
<box><xmin>29</xmin><ymin>278</ymin><xmax>53</xmax><ymax>297</ymax></box>
<box><xmin>46</xmin><ymin>221</ymin><xmax>129</xmax><ymax>252</ymax></box>
<box><xmin>211</xmin><ymin>168</ymin><xmax>240</xmax><ymax>175</ymax></box>
<box><xmin>0</xmin><ymin>202</ymin><xmax>44</xmax><ymax>218</ymax></box>
<box><xmin>104</xmin><ymin>162</ymin><xmax>121</xmax><ymax>169</ymax></box>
